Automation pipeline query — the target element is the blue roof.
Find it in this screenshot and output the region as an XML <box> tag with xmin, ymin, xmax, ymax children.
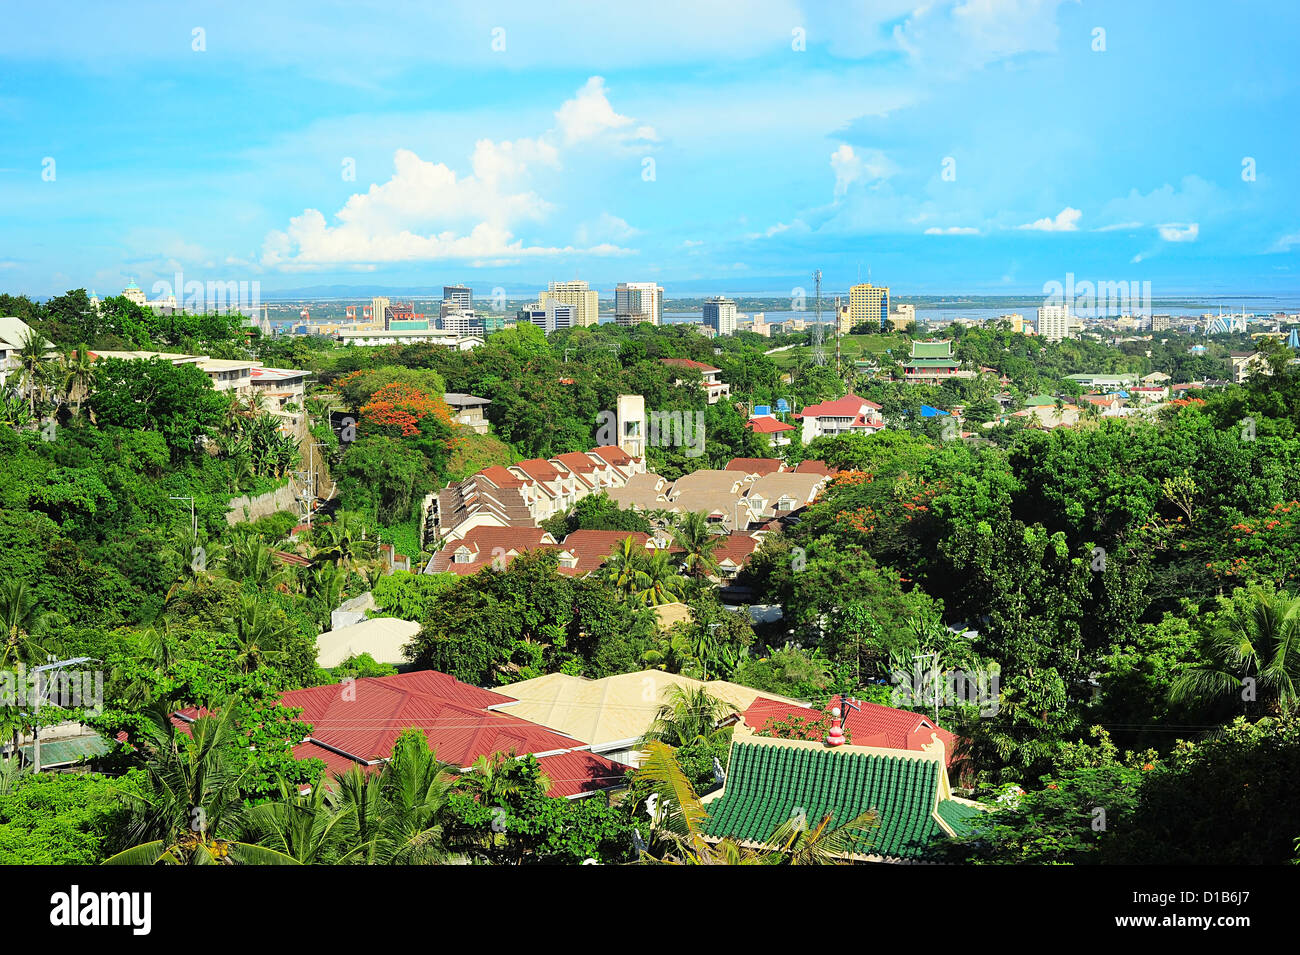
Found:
<box><xmin>754</xmin><ymin>405</ymin><xmax>771</xmax><ymax>416</ymax></box>
<box><xmin>919</xmin><ymin>404</ymin><xmax>949</xmax><ymax>417</ymax></box>
<box><xmin>775</xmin><ymin>398</ymin><xmax>790</xmax><ymax>412</ymax></box>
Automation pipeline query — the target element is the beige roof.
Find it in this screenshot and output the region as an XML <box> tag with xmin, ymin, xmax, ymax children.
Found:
<box><xmin>652</xmin><ymin>601</ymin><xmax>694</xmax><ymax>629</ymax></box>
<box><xmin>745</xmin><ymin>472</ymin><xmax>826</xmax><ymax>508</ymax></box>
<box><xmin>669</xmin><ymin>469</ymin><xmax>750</xmax><ymax>499</ymax></box>
<box><xmin>606</xmin><ymin>484</ymin><xmax>670</xmax><ymax>510</ymax></box>
<box><xmin>0</xmin><ymin>317</ymin><xmax>54</xmax><ymax>351</ymax></box>
<box><xmin>315</xmin><ymin>616</ymin><xmax>422</xmax><ymax>668</ymax></box>
<box><xmin>492</xmin><ymin>669</ymin><xmax>803</xmax><ymax>746</ymax></box>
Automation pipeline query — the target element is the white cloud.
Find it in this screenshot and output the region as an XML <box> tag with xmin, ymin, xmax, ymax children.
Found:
<box><xmin>1270</xmin><ymin>232</ymin><xmax>1300</xmax><ymax>253</ymax></box>
<box><xmin>1018</xmin><ymin>207</ymin><xmax>1081</xmax><ymax>232</ymax></box>
<box><xmin>554</xmin><ymin>77</ymin><xmax>657</xmax><ymax>147</ymax></box>
<box><xmin>831</xmin><ymin>144</ymin><xmax>893</xmax><ymax>198</ymax></box>
<box><xmin>262</xmin><ymin>78</ymin><xmax>650</xmax><ymax>267</ymax></box>
<box><xmin>924</xmin><ymin>226</ymin><xmax>980</xmax><ymax>235</ymax></box>
<box><xmin>1157</xmin><ymin>222</ymin><xmax>1199</xmax><ymax>242</ymax></box>
<box><xmin>1094</xmin><ymin>221</ymin><xmax>1143</xmax><ymax>232</ymax></box>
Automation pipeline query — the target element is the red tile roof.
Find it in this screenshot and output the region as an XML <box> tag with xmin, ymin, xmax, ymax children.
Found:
<box><xmin>513</xmin><ymin>458</ymin><xmax>563</xmax><ymax>484</ymax></box>
<box><xmin>724</xmin><ymin>457</ymin><xmax>784</xmax><ymax>475</ymax></box>
<box><xmin>660</xmin><ymin>357</ymin><xmax>721</xmax><ymax>373</ymax></box>
<box><xmin>797</xmin><ymin>394</ymin><xmax>881</xmax><ymax>418</ymax></box>
<box><xmin>554</xmin><ymin>451</ymin><xmax>600</xmax><ymax>474</ymax></box>
<box><xmin>741</xmin><ymin>694</ymin><xmax>960</xmax><ymax>766</ymax></box>
<box><xmin>591</xmin><ymin>445</ymin><xmax>634</xmax><ymax>466</ymax></box>
<box><xmin>560</xmin><ymin>530</ymin><xmax>651</xmax><ymax>574</ymax></box>
<box><xmin>428</xmin><ymin>526</ymin><xmax>557</xmax><ymax>574</ymax></box>
<box><xmin>793</xmin><ymin>460</ymin><xmax>835</xmax><ymax>476</ymax></box>
<box><xmin>479</xmin><ymin>465</ymin><xmax>526</xmax><ymax>489</ymax></box>
<box><xmin>280</xmin><ymin>671</ymin><xmax>628</xmax><ymax>797</ymax></box>
<box><xmin>745</xmin><ymin>418</ymin><xmax>795</xmax><ymax>435</ymax></box>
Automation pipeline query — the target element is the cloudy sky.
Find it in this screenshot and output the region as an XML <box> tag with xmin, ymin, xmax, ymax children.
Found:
<box><xmin>2</xmin><ymin>0</ymin><xmax>1298</xmax><ymax>299</ymax></box>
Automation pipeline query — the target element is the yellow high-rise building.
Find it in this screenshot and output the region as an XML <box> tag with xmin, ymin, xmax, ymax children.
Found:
<box><xmin>540</xmin><ymin>281</ymin><xmax>600</xmax><ymax>327</ymax></box>
<box><xmin>848</xmin><ymin>284</ymin><xmax>890</xmax><ymax>332</ymax></box>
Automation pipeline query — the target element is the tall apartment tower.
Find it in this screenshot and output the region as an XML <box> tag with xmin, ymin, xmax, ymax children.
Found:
<box><xmin>371</xmin><ymin>296</ymin><xmax>391</xmax><ymax>329</ymax></box>
<box><xmin>614</xmin><ymin>282</ymin><xmax>664</xmax><ymax>327</ymax></box>
<box><xmin>441</xmin><ymin>285</ymin><xmax>472</xmax><ymax>319</ymax></box>
<box><xmin>848</xmin><ymin>284</ymin><xmax>890</xmax><ymax>332</ymax></box>
<box><xmin>1037</xmin><ymin>305</ymin><xmax>1073</xmax><ymax>342</ymax></box>
<box><xmin>702</xmin><ymin>296</ymin><xmax>738</xmax><ymax>336</ymax></box>
<box><xmin>540</xmin><ymin>281</ymin><xmax>600</xmax><ymax>327</ymax></box>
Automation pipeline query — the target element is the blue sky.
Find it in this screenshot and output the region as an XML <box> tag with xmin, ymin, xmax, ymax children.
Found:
<box><xmin>2</xmin><ymin>0</ymin><xmax>1299</xmax><ymax>300</ymax></box>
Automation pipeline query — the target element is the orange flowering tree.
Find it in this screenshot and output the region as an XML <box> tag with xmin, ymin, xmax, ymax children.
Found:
<box><xmin>360</xmin><ymin>384</ymin><xmax>452</xmax><ymax>438</ymax></box>
<box><xmin>1206</xmin><ymin>501</ymin><xmax>1300</xmax><ymax>588</ymax></box>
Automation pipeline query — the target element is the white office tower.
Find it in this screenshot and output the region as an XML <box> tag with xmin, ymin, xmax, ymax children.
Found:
<box><xmin>518</xmin><ymin>300</ymin><xmax>575</xmax><ymax>334</ymax></box>
<box><xmin>441</xmin><ymin>285</ymin><xmax>472</xmax><ymax>318</ymax></box>
<box><xmin>1037</xmin><ymin>304</ymin><xmax>1073</xmax><ymax>342</ymax></box>
<box><xmin>615</xmin><ymin>282</ymin><xmax>663</xmax><ymax>326</ymax></box>
<box><xmin>540</xmin><ymin>280</ymin><xmax>599</xmax><ymax>327</ymax></box>
<box><xmin>702</xmin><ymin>296</ymin><xmax>738</xmax><ymax>336</ymax></box>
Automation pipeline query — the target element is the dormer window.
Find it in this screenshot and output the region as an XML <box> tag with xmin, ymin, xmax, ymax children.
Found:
<box><xmin>454</xmin><ymin>548</ymin><xmax>473</xmax><ymax>564</ymax></box>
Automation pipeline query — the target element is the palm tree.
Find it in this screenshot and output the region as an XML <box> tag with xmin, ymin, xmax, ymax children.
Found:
<box><xmin>633</xmin><ymin>741</ymin><xmax>759</xmax><ymax>865</ymax></box>
<box><xmin>0</xmin><ymin>579</ymin><xmax>56</xmax><ymax>669</ymax></box>
<box><xmin>601</xmin><ymin>536</ymin><xmax>648</xmax><ymax>599</ymax></box>
<box><xmin>671</xmin><ymin>511</ymin><xmax>725</xmax><ymax>581</ymax></box>
<box><xmin>225</xmin><ymin>594</ymin><xmax>292</xmax><ymax>673</ymax></box>
<box><xmin>314</xmin><ymin>511</ymin><xmax>376</xmax><ymax>576</ymax></box>
<box><xmin>222</xmin><ymin>536</ymin><xmax>288</xmax><ymax>591</ymax></box>
<box><xmin>104</xmin><ymin>707</ymin><xmax>299</xmax><ymax>865</ymax></box>
<box><xmin>16</xmin><ymin>328</ymin><xmax>50</xmax><ymax>416</ymax></box>
<box><xmin>331</xmin><ymin>731</ymin><xmax>459</xmax><ymax>864</ymax></box>
<box><xmin>1171</xmin><ymin>586</ymin><xmax>1300</xmax><ymax>716</ymax></box>
<box><xmin>633</xmin><ymin>550</ymin><xmax>687</xmax><ymax>607</ymax></box>
<box><xmin>58</xmin><ymin>345</ymin><xmax>95</xmax><ymax>419</ymax></box>
<box><xmin>243</xmin><ymin>780</ymin><xmax>350</xmax><ymax>864</ymax></box>
<box><xmin>763</xmin><ymin>810</ymin><xmax>878</xmax><ymax>865</ymax></box>
<box><xmin>642</xmin><ymin>685</ymin><xmax>737</xmax><ymax>747</ymax></box>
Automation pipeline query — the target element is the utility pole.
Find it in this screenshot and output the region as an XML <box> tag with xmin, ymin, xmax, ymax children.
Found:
<box><xmin>834</xmin><ymin>294</ymin><xmax>842</xmax><ymax>380</ymax></box>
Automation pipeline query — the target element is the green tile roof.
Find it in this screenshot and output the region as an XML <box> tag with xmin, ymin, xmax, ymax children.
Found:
<box><xmin>935</xmin><ymin>798</ymin><xmax>987</xmax><ymax>837</ymax></box>
<box><xmin>909</xmin><ymin>341</ymin><xmax>954</xmax><ymax>359</ymax></box>
<box><xmin>902</xmin><ymin>358</ymin><xmax>960</xmax><ymax>368</ymax></box>
<box><xmin>703</xmin><ymin>741</ymin><xmax>949</xmax><ymax>860</ymax></box>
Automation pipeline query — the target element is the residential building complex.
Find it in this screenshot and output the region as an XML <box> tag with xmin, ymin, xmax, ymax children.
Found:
<box><xmin>659</xmin><ymin>357</ymin><xmax>731</xmax><ymax>403</ymax></box>
<box><xmin>796</xmin><ymin>393</ymin><xmax>885</xmax><ymax>442</ymax></box>
<box><xmin>1037</xmin><ymin>304</ymin><xmax>1073</xmax><ymax>342</ymax></box>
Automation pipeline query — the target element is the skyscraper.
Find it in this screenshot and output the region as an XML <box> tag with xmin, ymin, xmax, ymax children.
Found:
<box><xmin>540</xmin><ymin>280</ymin><xmax>599</xmax><ymax>327</ymax></box>
<box><xmin>702</xmin><ymin>296</ymin><xmax>738</xmax><ymax>336</ymax></box>
<box><xmin>614</xmin><ymin>282</ymin><xmax>663</xmax><ymax>327</ymax></box>
<box><xmin>441</xmin><ymin>285</ymin><xmax>472</xmax><ymax>319</ymax></box>
<box><xmin>517</xmin><ymin>300</ymin><xmax>575</xmax><ymax>334</ymax></box>
<box><xmin>848</xmin><ymin>283</ymin><xmax>890</xmax><ymax>332</ymax></box>
<box><xmin>371</xmin><ymin>296</ymin><xmax>391</xmax><ymax>329</ymax></box>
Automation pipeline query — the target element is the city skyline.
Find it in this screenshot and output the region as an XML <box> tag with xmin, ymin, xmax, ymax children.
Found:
<box><xmin>2</xmin><ymin>1</ymin><xmax>1299</xmax><ymax>299</ymax></box>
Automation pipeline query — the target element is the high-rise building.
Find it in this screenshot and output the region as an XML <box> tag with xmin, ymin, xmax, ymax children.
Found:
<box><xmin>442</xmin><ymin>285</ymin><xmax>472</xmax><ymax>315</ymax></box>
<box><xmin>848</xmin><ymin>284</ymin><xmax>890</xmax><ymax>332</ymax></box>
<box><xmin>1037</xmin><ymin>304</ymin><xmax>1073</xmax><ymax>342</ymax></box>
<box><xmin>836</xmin><ymin>302</ymin><xmax>852</xmax><ymax>335</ymax></box>
<box><xmin>517</xmin><ymin>300</ymin><xmax>575</xmax><ymax>334</ymax></box>
<box><xmin>371</xmin><ymin>296</ymin><xmax>391</xmax><ymax>329</ymax></box>
<box><xmin>1152</xmin><ymin>314</ymin><xmax>1171</xmax><ymax>333</ymax></box>
<box><xmin>540</xmin><ymin>281</ymin><xmax>599</xmax><ymax>327</ymax></box>
<box><xmin>614</xmin><ymin>282</ymin><xmax>663</xmax><ymax>327</ymax></box>
<box><xmin>702</xmin><ymin>296</ymin><xmax>738</xmax><ymax>336</ymax></box>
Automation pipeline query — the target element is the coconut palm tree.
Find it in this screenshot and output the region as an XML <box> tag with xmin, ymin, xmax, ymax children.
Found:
<box><xmin>763</xmin><ymin>809</ymin><xmax>878</xmax><ymax>865</ymax></box>
<box><xmin>601</xmin><ymin>536</ymin><xmax>649</xmax><ymax>599</ymax></box>
<box><xmin>314</xmin><ymin>511</ymin><xmax>376</xmax><ymax>576</ymax></box>
<box><xmin>633</xmin><ymin>550</ymin><xmax>687</xmax><ymax>607</ymax></box>
<box><xmin>243</xmin><ymin>780</ymin><xmax>351</xmax><ymax>864</ymax></box>
<box><xmin>0</xmin><ymin>579</ymin><xmax>56</xmax><ymax>669</ymax></box>
<box><xmin>642</xmin><ymin>685</ymin><xmax>737</xmax><ymax>747</ymax></box>
<box><xmin>104</xmin><ymin>707</ymin><xmax>299</xmax><ymax>865</ymax></box>
<box><xmin>222</xmin><ymin>536</ymin><xmax>289</xmax><ymax>591</ymax></box>
<box><xmin>633</xmin><ymin>741</ymin><xmax>759</xmax><ymax>865</ymax></box>
<box><xmin>671</xmin><ymin>511</ymin><xmax>725</xmax><ymax>581</ymax></box>
<box><xmin>331</xmin><ymin>731</ymin><xmax>459</xmax><ymax>864</ymax></box>
<box><xmin>225</xmin><ymin>594</ymin><xmax>292</xmax><ymax>674</ymax></box>
<box><xmin>1171</xmin><ymin>586</ymin><xmax>1300</xmax><ymax>716</ymax></box>
<box><xmin>456</xmin><ymin>751</ymin><xmax>550</xmax><ymax>808</ymax></box>
<box><xmin>16</xmin><ymin>328</ymin><xmax>51</xmax><ymax>416</ymax></box>
<box><xmin>58</xmin><ymin>345</ymin><xmax>95</xmax><ymax>419</ymax></box>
